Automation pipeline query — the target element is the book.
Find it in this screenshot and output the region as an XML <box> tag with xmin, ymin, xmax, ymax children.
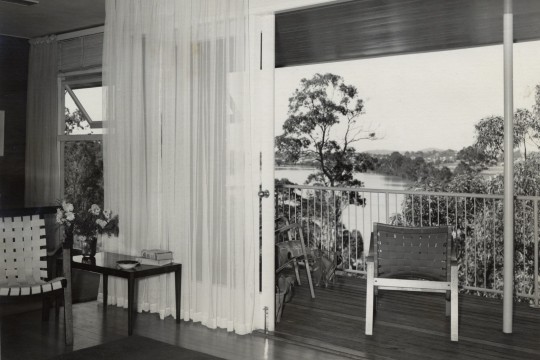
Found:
<box><xmin>136</xmin><ymin>257</ymin><xmax>173</xmax><ymax>266</ymax></box>
<box><xmin>140</xmin><ymin>249</ymin><xmax>173</xmax><ymax>260</ymax></box>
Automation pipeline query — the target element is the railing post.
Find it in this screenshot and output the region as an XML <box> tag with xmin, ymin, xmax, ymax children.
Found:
<box><xmin>385</xmin><ymin>191</ymin><xmax>390</xmax><ymax>224</ymax></box>
<box><xmin>533</xmin><ymin>200</ymin><xmax>539</xmax><ymax>308</ymax></box>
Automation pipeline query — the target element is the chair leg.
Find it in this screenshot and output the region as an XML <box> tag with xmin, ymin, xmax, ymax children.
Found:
<box><xmin>450</xmin><ymin>265</ymin><xmax>459</xmax><ymax>341</ymax></box>
<box><xmin>365</xmin><ymin>261</ymin><xmax>375</xmax><ymax>336</ymax></box>
<box><xmin>445</xmin><ymin>290</ymin><xmax>451</xmax><ymax>317</ymax></box>
<box><xmin>63</xmin><ymin>287</ymin><xmax>73</xmax><ymax>345</ymax></box>
<box><xmin>304</xmin><ymin>256</ymin><xmax>315</xmax><ymax>299</ymax></box>
<box><xmin>293</xmin><ymin>259</ymin><xmax>301</xmax><ymax>285</ymax></box>
<box><xmin>42</xmin><ymin>294</ymin><xmax>50</xmax><ymax>321</ymax></box>
<box><xmin>55</xmin><ymin>295</ymin><xmax>61</xmax><ymax>318</ymax></box>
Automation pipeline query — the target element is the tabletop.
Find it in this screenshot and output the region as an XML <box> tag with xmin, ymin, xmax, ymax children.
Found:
<box><xmin>71</xmin><ymin>252</ymin><xmax>182</xmax><ymax>279</ymax></box>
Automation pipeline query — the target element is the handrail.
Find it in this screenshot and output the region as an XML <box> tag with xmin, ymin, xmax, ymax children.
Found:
<box><xmin>279</xmin><ymin>183</ymin><xmax>540</xmax><ymax>201</ymax></box>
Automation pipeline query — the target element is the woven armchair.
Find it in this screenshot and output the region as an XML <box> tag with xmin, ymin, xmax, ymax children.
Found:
<box><xmin>0</xmin><ymin>207</ymin><xmax>73</xmax><ymax>345</ymax></box>
<box><xmin>365</xmin><ymin>223</ymin><xmax>458</xmax><ymax>341</ymax></box>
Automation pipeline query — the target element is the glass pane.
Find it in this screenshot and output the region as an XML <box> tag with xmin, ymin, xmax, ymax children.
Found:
<box><xmin>64</xmin><ymin>140</ymin><xmax>104</xmax><ymax>214</ymax></box>
<box><xmin>64</xmin><ymin>86</ymin><xmax>103</xmax><ymax>135</ymax></box>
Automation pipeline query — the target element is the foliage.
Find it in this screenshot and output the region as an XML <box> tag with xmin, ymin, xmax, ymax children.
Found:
<box><xmin>375</xmin><ymin>151</ymin><xmax>452</xmax><ymax>185</ymax></box>
<box><xmin>63</xmin><ymin>107</ymin><xmax>109</xmax><ymax>240</ymax></box>
<box><xmin>455</xmin><ymin>146</ymin><xmax>490</xmax><ymax>174</ymax></box>
<box><xmin>276</xmin><ymin>73</ymin><xmax>377</xmax><ymax>187</ymax></box>
<box><xmin>64</xmin><ymin>140</ymin><xmax>104</xmax><ymax>211</ymax></box>
<box><xmin>56</xmin><ymin>201</ymin><xmax>119</xmax><ymax>239</ymax></box>
<box><xmin>474</xmin><ymin>108</ymin><xmax>539</xmax><ymax>163</ymax></box>
<box><xmin>275</xmin><ymin>184</ymin><xmax>364</xmax><ymax>272</ymax></box>
<box><xmin>65</xmin><ymin>108</ymin><xmax>91</xmax><ymax>135</ymax></box>
<box><xmin>396</xmin><ymin>157</ymin><xmax>540</xmax><ymax>301</ymax></box>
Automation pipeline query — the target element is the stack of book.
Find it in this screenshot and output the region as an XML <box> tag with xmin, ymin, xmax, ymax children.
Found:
<box><xmin>136</xmin><ymin>249</ymin><xmax>174</xmax><ymax>266</ymax></box>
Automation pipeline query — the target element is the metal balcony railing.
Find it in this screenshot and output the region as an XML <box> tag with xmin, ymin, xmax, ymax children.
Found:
<box><xmin>275</xmin><ymin>184</ymin><xmax>540</xmax><ymax>305</ymax></box>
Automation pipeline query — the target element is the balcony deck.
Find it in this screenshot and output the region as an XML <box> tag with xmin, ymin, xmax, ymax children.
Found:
<box><xmin>272</xmin><ymin>271</ymin><xmax>540</xmax><ymax>360</ymax></box>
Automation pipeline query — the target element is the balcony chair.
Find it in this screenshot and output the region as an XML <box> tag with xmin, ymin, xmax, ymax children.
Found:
<box><xmin>365</xmin><ymin>223</ymin><xmax>458</xmax><ymax>341</ymax></box>
<box><xmin>275</xmin><ymin>216</ymin><xmax>315</xmax><ymax>299</ymax></box>
<box><xmin>0</xmin><ymin>207</ymin><xmax>73</xmax><ymax>345</ymax></box>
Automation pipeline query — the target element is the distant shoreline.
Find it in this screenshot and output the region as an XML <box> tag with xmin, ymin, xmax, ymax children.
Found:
<box><xmin>275</xmin><ymin>165</ymin><xmax>318</xmax><ymax>171</ymax></box>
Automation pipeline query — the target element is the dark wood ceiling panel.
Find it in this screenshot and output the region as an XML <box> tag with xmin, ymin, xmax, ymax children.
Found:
<box><xmin>0</xmin><ymin>0</ymin><xmax>104</xmax><ymax>39</ymax></box>
<box><xmin>276</xmin><ymin>0</ymin><xmax>540</xmax><ymax>67</ymax></box>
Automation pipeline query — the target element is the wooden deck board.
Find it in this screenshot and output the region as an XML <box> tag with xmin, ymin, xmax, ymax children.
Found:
<box><xmin>274</xmin><ymin>272</ymin><xmax>540</xmax><ymax>360</ymax></box>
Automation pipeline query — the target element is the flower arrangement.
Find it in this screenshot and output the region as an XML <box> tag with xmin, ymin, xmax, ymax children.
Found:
<box><xmin>56</xmin><ymin>201</ymin><xmax>119</xmax><ymax>241</ymax></box>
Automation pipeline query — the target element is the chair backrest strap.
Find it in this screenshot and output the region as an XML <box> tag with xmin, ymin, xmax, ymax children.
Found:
<box><xmin>373</xmin><ymin>223</ymin><xmax>451</xmax><ymax>281</ymax></box>
<box><xmin>1</xmin><ymin>214</ymin><xmax>47</xmax><ymax>286</ymax></box>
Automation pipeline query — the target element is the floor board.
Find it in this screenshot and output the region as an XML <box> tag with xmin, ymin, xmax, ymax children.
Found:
<box><xmin>273</xmin><ymin>272</ymin><xmax>540</xmax><ymax>360</ymax></box>
<box><xmin>1</xmin><ymin>301</ymin><xmax>348</xmax><ymax>360</ymax></box>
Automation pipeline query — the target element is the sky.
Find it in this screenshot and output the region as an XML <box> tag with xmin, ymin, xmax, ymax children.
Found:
<box><xmin>65</xmin><ymin>87</ymin><xmax>103</xmax><ymax>135</ymax></box>
<box><xmin>275</xmin><ymin>40</ymin><xmax>540</xmax><ymax>152</ymax></box>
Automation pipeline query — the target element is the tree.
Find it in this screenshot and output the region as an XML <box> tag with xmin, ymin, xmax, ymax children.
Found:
<box><xmin>63</xmin><ymin>107</ymin><xmax>104</xmax><ymax>212</ymax></box>
<box><xmin>455</xmin><ymin>146</ymin><xmax>490</xmax><ymax>174</ymax></box>
<box><xmin>276</xmin><ymin>73</ymin><xmax>377</xmax><ymax>187</ymax></box>
<box><xmin>474</xmin><ymin>109</ymin><xmax>539</xmax><ymax>162</ymax></box>
<box><xmin>65</xmin><ymin>107</ymin><xmax>90</xmax><ymax>135</ymax></box>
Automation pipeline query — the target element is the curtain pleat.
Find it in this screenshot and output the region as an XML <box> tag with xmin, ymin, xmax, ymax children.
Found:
<box><xmin>25</xmin><ymin>36</ymin><xmax>60</xmax><ymax>207</ymax></box>
<box><xmin>102</xmin><ymin>0</ymin><xmax>256</xmax><ymax>334</ymax></box>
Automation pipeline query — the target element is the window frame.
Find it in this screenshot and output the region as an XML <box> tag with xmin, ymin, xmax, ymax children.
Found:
<box><xmin>57</xmin><ymin>68</ymin><xmax>103</xmax><ymax>200</ymax></box>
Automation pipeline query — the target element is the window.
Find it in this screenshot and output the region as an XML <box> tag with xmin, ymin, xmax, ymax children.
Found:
<box><xmin>64</xmin><ymin>85</ymin><xmax>103</xmax><ymax>135</ymax></box>
<box><xmin>58</xmin><ymin>72</ymin><xmax>104</xmax><ymax>214</ymax></box>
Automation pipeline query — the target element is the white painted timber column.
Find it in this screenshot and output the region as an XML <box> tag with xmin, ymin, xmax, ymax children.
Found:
<box><xmin>503</xmin><ymin>0</ymin><xmax>514</xmax><ymax>334</ymax></box>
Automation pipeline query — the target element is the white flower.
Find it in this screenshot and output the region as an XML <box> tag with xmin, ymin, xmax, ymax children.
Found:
<box><xmin>96</xmin><ymin>219</ymin><xmax>107</xmax><ymax>228</ymax></box>
<box><xmin>66</xmin><ymin>212</ymin><xmax>75</xmax><ymax>221</ymax></box>
<box><xmin>62</xmin><ymin>201</ymin><xmax>74</xmax><ymax>212</ymax></box>
<box><xmin>89</xmin><ymin>204</ymin><xmax>101</xmax><ymax>216</ymax></box>
<box><xmin>103</xmin><ymin>210</ymin><xmax>111</xmax><ymax>220</ymax></box>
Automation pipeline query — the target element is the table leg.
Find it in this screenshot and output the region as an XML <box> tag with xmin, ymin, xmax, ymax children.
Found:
<box><xmin>175</xmin><ymin>269</ymin><xmax>181</xmax><ymax>323</ymax></box>
<box><xmin>103</xmin><ymin>274</ymin><xmax>108</xmax><ymax>313</ymax></box>
<box><xmin>62</xmin><ymin>248</ymin><xmax>73</xmax><ymax>346</ymax></box>
<box><xmin>128</xmin><ymin>275</ymin><xmax>135</xmax><ymax>336</ymax></box>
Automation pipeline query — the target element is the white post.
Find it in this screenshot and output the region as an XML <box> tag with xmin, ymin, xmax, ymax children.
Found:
<box><xmin>503</xmin><ymin>0</ymin><xmax>514</xmax><ymax>334</ymax></box>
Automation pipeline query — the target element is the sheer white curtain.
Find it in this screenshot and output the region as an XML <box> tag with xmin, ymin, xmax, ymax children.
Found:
<box><xmin>102</xmin><ymin>0</ymin><xmax>257</xmax><ymax>334</ymax></box>
<box><xmin>25</xmin><ymin>36</ymin><xmax>60</xmax><ymax>207</ymax></box>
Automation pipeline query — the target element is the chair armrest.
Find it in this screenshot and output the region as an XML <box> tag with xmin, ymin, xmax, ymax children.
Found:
<box><xmin>47</xmin><ymin>244</ymin><xmax>63</xmax><ymax>257</ymax></box>
<box><xmin>275</xmin><ymin>222</ymin><xmax>300</xmax><ymax>235</ymax></box>
<box><xmin>366</xmin><ymin>232</ymin><xmax>375</xmax><ymax>262</ymax></box>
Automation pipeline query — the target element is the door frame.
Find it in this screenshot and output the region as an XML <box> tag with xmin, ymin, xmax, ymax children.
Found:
<box><xmin>249</xmin><ymin>0</ymin><xmax>339</xmax><ymax>332</ymax></box>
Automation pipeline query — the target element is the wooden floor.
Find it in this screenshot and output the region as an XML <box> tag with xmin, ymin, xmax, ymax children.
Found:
<box><xmin>273</xmin><ymin>271</ymin><xmax>540</xmax><ymax>360</ymax></box>
<box><xmin>2</xmin><ymin>275</ymin><xmax>540</xmax><ymax>360</ymax></box>
<box><xmin>0</xmin><ymin>299</ymin><xmax>348</xmax><ymax>360</ymax></box>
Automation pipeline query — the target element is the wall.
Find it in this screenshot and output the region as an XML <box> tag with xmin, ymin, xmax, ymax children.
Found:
<box><xmin>0</xmin><ymin>35</ymin><xmax>29</xmax><ymax>209</ymax></box>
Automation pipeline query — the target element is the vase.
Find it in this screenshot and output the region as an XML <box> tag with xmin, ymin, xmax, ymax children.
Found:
<box><xmin>80</xmin><ymin>236</ymin><xmax>98</xmax><ymax>257</ymax></box>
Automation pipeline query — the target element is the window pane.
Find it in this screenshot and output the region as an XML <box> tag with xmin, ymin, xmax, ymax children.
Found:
<box><xmin>64</xmin><ymin>141</ymin><xmax>104</xmax><ymax>212</ymax></box>
<box><xmin>64</xmin><ymin>86</ymin><xmax>103</xmax><ymax>135</ymax></box>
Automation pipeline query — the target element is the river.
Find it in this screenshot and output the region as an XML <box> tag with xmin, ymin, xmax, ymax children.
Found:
<box><xmin>275</xmin><ymin>167</ymin><xmax>410</xmax><ymax>190</ymax></box>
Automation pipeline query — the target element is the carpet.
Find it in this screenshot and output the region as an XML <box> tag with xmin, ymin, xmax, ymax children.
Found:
<box><xmin>49</xmin><ymin>335</ymin><xmax>224</xmax><ymax>360</ymax></box>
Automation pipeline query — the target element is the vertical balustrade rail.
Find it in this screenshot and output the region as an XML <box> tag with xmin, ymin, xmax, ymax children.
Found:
<box><xmin>275</xmin><ymin>184</ymin><xmax>540</xmax><ymax>304</ymax></box>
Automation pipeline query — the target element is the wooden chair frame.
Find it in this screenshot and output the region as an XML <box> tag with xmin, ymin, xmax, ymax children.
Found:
<box><xmin>0</xmin><ymin>207</ymin><xmax>73</xmax><ymax>345</ymax></box>
<box><xmin>365</xmin><ymin>223</ymin><xmax>458</xmax><ymax>341</ymax></box>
